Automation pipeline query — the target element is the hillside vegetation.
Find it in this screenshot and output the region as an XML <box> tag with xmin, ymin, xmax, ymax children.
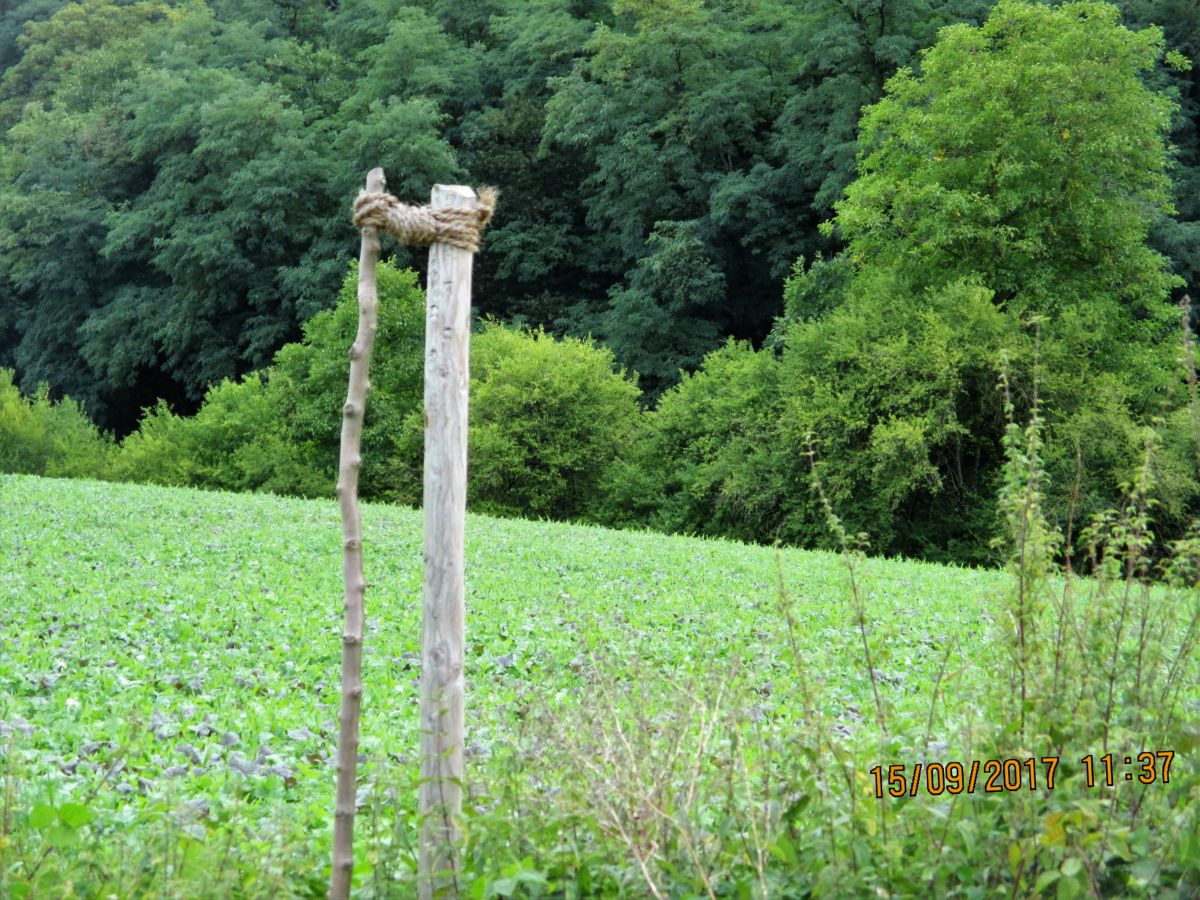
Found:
<box><xmin>2</xmin><ymin>0</ymin><xmax>1200</xmax><ymax>566</ymax></box>
<box><xmin>4</xmin><ymin>1</ymin><xmax>1200</xmax><ymax>896</ymax></box>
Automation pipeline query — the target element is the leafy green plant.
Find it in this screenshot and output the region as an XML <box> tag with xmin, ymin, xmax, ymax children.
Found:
<box><xmin>785</xmin><ymin>0</ymin><xmax>1194</xmax><ymax>561</ymax></box>
<box><xmin>110</xmin><ymin>261</ymin><xmax>424</xmax><ymax>501</ymax></box>
<box><xmin>0</xmin><ymin>368</ymin><xmax>112</xmax><ymax>479</ymax></box>
<box><xmin>389</xmin><ymin>322</ymin><xmax>642</xmax><ymax>521</ymax></box>
<box><xmin>612</xmin><ymin>338</ymin><xmax>791</xmax><ymax>542</ymax></box>
<box><xmin>270</xmin><ymin>259</ymin><xmax>426</xmax><ymax>502</ymax></box>
<box><xmin>106</xmin><ymin>398</ymin><xmax>194</xmax><ymax>487</ymax></box>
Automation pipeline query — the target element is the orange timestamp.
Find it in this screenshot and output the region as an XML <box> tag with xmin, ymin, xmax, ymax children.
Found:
<box><xmin>868</xmin><ymin>751</ymin><xmax>1175</xmax><ymax>798</ymax></box>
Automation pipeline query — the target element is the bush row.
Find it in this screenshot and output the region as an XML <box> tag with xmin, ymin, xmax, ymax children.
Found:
<box><xmin>5</xmin><ymin>260</ymin><xmax>1198</xmax><ymax>565</ymax></box>
<box><xmin>1</xmin><ymin>263</ymin><xmax>643</xmax><ymax>529</ymax></box>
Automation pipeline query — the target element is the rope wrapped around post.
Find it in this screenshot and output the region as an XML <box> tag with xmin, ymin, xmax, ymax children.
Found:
<box><xmin>330</xmin><ymin>172</ymin><xmax>497</xmax><ymax>900</ymax></box>
<box><xmin>352</xmin><ymin>187</ymin><xmax>497</xmax><ymax>252</ymax></box>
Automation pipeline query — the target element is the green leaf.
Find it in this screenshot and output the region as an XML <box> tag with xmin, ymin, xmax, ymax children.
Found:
<box><xmin>57</xmin><ymin>802</ymin><xmax>94</xmax><ymax>828</ymax></box>
<box><xmin>28</xmin><ymin>803</ymin><xmax>56</xmax><ymax>829</ymax></box>
<box><xmin>490</xmin><ymin>877</ymin><xmax>517</xmax><ymax>897</ymax></box>
<box><xmin>1131</xmin><ymin>858</ymin><xmax>1159</xmax><ymax>886</ymax></box>
<box><xmin>1034</xmin><ymin>870</ymin><xmax>1060</xmax><ymax>894</ymax></box>
<box><xmin>770</xmin><ymin>835</ymin><xmax>799</xmax><ymax>865</ymax></box>
<box><xmin>46</xmin><ymin>823</ymin><xmax>79</xmax><ymax>847</ymax></box>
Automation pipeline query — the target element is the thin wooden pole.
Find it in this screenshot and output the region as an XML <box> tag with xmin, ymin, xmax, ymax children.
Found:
<box><xmin>418</xmin><ymin>184</ymin><xmax>475</xmax><ymax>898</ymax></box>
<box><xmin>329</xmin><ymin>167</ymin><xmax>384</xmax><ymax>900</ymax></box>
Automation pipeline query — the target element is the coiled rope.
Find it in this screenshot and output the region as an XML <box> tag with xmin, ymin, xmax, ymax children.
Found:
<box><xmin>352</xmin><ymin>187</ymin><xmax>497</xmax><ymax>252</ymax></box>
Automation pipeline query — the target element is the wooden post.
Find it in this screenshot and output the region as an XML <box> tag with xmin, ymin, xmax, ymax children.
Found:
<box><xmin>329</xmin><ymin>167</ymin><xmax>385</xmax><ymax>900</ymax></box>
<box><xmin>418</xmin><ymin>184</ymin><xmax>474</xmax><ymax>898</ymax></box>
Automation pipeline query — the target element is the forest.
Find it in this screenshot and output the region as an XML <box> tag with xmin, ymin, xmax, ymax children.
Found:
<box><xmin>2</xmin><ymin>0</ymin><xmax>1199</xmax><ymax>565</ymax></box>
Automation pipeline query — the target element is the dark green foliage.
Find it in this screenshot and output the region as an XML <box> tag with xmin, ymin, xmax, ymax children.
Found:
<box><xmin>0</xmin><ymin>0</ymin><xmax>453</xmax><ymax>432</ymax></box>
<box><xmin>455</xmin><ymin>0</ymin><xmax>605</xmax><ymax>327</ymax></box>
<box><xmin>1121</xmin><ymin>0</ymin><xmax>1200</xmax><ymax>303</ymax></box>
<box><xmin>0</xmin><ymin>1</ymin><xmax>182</xmax><ymax>428</ymax></box>
<box><xmin>540</xmin><ymin>0</ymin><xmax>807</xmax><ymax>380</ymax></box>
<box><xmin>87</xmin><ymin>6</ymin><xmax>453</xmax><ymax>407</ymax></box>
<box><xmin>0</xmin><ymin>0</ymin><xmax>69</xmax><ymax>75</ymax></box>
<box><xmin>534</xmin><ymin>0</ymin><xmax>991</xmax><ymax>390</ymax></box>
<box><xmin>0</xmin><ymin>0</ymin><xmax>1197</xmax><ymax>444</ymax></box>
<box><xmin>564</xmin><ymin>219</ymin><xmax>726</xmax><ymax>395</ymax></box>
<box><xmin>769</xmin><ymin>0</ymin><xmax>991</xmax><ymax>219</ymax></box>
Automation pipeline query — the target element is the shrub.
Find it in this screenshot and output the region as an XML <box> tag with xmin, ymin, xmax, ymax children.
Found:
<box><xmin>112</xmin><ymin>272</ymin><xmax>639</xmax><ymax>521</ymax></box>
<box><xmin>0</xmin><ymin>369</ymin><xmax>111</xmax><ymax>478</ymax></box>
<box><xmin>270</xmin><ymin>260</ymin><xmax>425</xmax><ymax>500</ymax></box>
<box><xmin>112</xmin><ymin>260</ymin><xmax>424</xmax><ymax>499</ymax></box>
<box><xmin>609</xmin><ymin>338</ymin><xmax>792</xmax><ymax>541</ymax></box>
<box><xmin>108</xmin><ymin>399</ymin><xmax>194</xmax><ymax>487</ymax></box>
<box><xmin>471</xmin><ymin>324</ymin><xmax>642</xmax><ymax>520</ymax></box>
<box><xmin>112</xmin><ymin>374</ymin><xmax>328</xmax><ymax>496</ymax></box>
<box><xmin>393</xmin><ymin>323</ymin><xmax>643</xmax><ymax>520</ymax></box>
<box><xmin>188</xmin><ymin>373</ymin><xmax>330</xmax><ymax>497</ymax></box>
<box><xmin>778</xmin><ymin>277</ymin><xmax>1012</xmax><ymax>561</ymax></box>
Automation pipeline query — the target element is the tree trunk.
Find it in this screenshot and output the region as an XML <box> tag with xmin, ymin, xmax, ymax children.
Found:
<box><xmin>328</xmin><ymin>167</ymin><xmax>385</xmax><ymax>900</ymax></box>
<box><xmin>418</xmin><ymin>184</ymin><xmax>476</xmax><ymax>899</ymax></box>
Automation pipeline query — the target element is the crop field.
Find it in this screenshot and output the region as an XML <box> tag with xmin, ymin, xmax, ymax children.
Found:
<box><xmin>1</xmin><ymin>474</ymin><xmax>1196</xmax><ymax>898</ymax></box>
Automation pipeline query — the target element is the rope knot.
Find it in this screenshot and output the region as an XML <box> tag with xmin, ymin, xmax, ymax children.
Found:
<box><xmin>352</xmin><ymin>187</ymin><xmax>497</xmax><ymax>252</ymax></box>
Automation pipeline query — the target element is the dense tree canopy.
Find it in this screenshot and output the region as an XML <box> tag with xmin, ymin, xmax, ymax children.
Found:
<box><xmin>789</xmin><ymin>0</ymin><xmax>1194</xmax><ymax>558</ymax></box>
<box><xmin>629</xmin><ymin>0</ymin><xmax>1198</xmax><ymax>562</ymax></box>
<box><xmin>1128</xmin><ymin>0</ymin><xmax>1200</xmax><ymax>305</ymax></box>
<box><xmin>0</xmin><ymin>0</ymin><xmax>1003</xmax><ymax>424</ymax></box>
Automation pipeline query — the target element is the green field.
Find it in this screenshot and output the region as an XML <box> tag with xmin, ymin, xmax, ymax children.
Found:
<box><xmin>1</xmin><ymin>475</ymin><xmax>1196</xmax><ymax>898</ymax></box>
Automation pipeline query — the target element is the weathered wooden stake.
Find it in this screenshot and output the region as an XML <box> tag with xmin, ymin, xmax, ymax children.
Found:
<box><xmin>418</xmin><ymin>184</ymin><xmax>475</xmax><ymax>898</ymax></box>
<box><xmin>329</xmin><ymin>167</ymin><xmax>385</xmax><ymax>900</ymax></box>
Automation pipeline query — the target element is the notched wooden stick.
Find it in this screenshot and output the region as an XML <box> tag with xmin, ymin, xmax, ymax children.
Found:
<box><xmin>329</xmin><ymin>166</ymin><xmax>385</xmax><ymax>900</ymax></box>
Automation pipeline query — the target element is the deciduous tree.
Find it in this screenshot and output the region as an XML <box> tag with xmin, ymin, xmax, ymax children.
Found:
<box><xmin>788</xmin><ymin>0</ymin><xmax>1194</xmax><ymax>557</ymax></box>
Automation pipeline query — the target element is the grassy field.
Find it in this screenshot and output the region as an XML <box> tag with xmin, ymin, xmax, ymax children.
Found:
<box><xmin>1</xmin><ymin>474</ymin><xmax>1196</xmax><ymax>898</ymax></box>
